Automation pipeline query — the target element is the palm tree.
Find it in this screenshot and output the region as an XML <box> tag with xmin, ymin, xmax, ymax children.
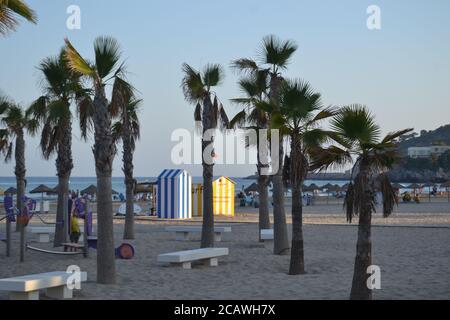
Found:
<box><xmin>230</xmin><ymin>70</ymin><xmax>271</xmax><ymax>238</ymax></box>
<box><xmin>28</xmin><ymin>50</ymin><xmax>87</xmax><ymax>247</ymax></box>
<box><xmin>111</xmin><ymin>96</ymin><xmax>141</xmax><ymax>240</ymax></box>
<box><xmin>181</xmin><ymin>63</ymin><xmax>229</xmax><ymax>248</ymax></box>
<box><xmin>64</xmin><ymin>36</ymin><xmax>132</xmax><ymax>284</ymax></box>
<box><xmin>311</xmin><ymin>105</ymin><xmax>412</xmax><ymax>299</ymax></box>
<box><xmin>0</xmin><ymin>0</ymin><xmax>37</xmax><ymax>35</ymax></box>
<box><xmin>0</xmin><ymin>94</ymin><xmax>38</xmax><ymax>262</ymax></box>
<box><xmin>232</xmin><ymin>35</ymin><xmax>297</xmax><ymax>255</ymax></box>
<box><xmin>271</xmin><ymin>79</ymin><xmax>337</xmax><ymax>274</ymax></box>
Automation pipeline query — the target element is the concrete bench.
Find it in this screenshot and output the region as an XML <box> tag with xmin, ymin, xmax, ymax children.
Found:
<box><xmin>157</xmin><ymin>248</ymin><xmax>229</xmax><ymax>269</ymax></box>
<box><xmin>28</xmin><ymin>227</ymin><xmax>55</xmax><ymax>243</ymax></box>
<box><xmin>62</xmin><ymin>243</ymin><xmax>87</xmax><ymax>257</ymax></box>
<box><xmin>260</xmin><ymin>229</ymin><xmax>274</xmax><ymax>241</ymax></box>
<box><xmin>165</xmin><ymin>226</ymin><xmax>232</xmax><ymax>242</ymax></box>
<box><xmin>0</xmin><ymin>271</ymin><xmax>87</xmax><ymax>300</ymax></box>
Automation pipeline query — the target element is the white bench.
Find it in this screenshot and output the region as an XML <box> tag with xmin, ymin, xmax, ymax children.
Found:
<box><xmin>0</xmin><ymin>271</ymin><xmax>87</xmax><ymax>300</ymax></box>
<box><xmin>28</xmin><ymin>227</ymin><xmax>55</xmax><ymax>243</ymax></box>
<box><xmin>165</xmin><ymin>226</ymin><xmax>232</xmax><ymax>242</ymax></box>
<box><xmin>157</xmin><ymin>248</ymin><xmax>229</xmax><ymax>269</ymax></box>
<box><xmin>260</xmin><ymin>229</ymin><xmax>274</xmax><ymax>241</ymax></box>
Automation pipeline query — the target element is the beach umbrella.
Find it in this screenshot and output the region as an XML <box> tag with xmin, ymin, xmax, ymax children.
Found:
<box><xmin>30</xmin><ymin>184</ymin><xmax>54</xmax><ymax>207</ymax></box>
<box><xmin>4</xmin><ymin>187</ymin><xmax>17</xmax><ymax>195</ymax></box>
<box><xmin>407</xmin><ymin>183</ymin><xmax>421</xmax><ymax>189</ymax></box>
<box><xmin>30</xmin><ymin>184</ymin><xmax>53</xmax><ymax>194</ymax></box>
<box><xmin>321</xmin><ymin>183</ymin><xmax>334</xmax><ymax>191</ymax></box>
<box><xmin>245</xmin><ymin>183</ymin><xmax>258</xmax><ymax>194</ymax></box>
<box><xmin>112</xmin><ymin>189</ymin><xmax>119</xmax><ymax>195</ymax></box>
<box><xmin>340</xmin><ymin>183</ymin><xmax>349</xmax><ymax>191</ymax></box>
<box><xmin>391</xmin><ymin>183</ymin><xmax>403</xmax><ymax>190</ymax></box>
<box><xmin>81</xmin><ymin>185</ymin><xmax>97</xmax><ymax>196</ymax></box>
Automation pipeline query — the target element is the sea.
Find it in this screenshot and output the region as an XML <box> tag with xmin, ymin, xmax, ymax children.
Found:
<box><xmin>0</xmin><ymin>176</ymin><xmax>440</xmax><ymax>202</ymax></box>
<box><xmin>0</xmin><ymin>176</ymin><xmax>350</xmax><ymax>202</ymax></box>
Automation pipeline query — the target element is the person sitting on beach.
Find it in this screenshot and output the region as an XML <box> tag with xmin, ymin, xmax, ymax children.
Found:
<box><xmin>414</xmin><ymin>193</ymin><xmax>420</xmax><ymax>203</ymax></box>
<box><xmin>70</xmin><ymin>211</ymin><xmax>81</xmax><ymax>244</ymax></box>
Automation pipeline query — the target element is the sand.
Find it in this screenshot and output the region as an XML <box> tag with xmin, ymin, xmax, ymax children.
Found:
<box><xmin>0</xmin><ymin>201</ymin><xmax>449</xmax><ymax>300</ymax></box>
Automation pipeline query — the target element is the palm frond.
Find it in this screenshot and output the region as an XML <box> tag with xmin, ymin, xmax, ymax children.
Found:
<box><xmin>378</xmin><ymin>173</ymin><xmax>397</xmax><ymax>217</ymax></box>
<box><xmin>259</xmin><ymin>35</ymin><xmax>298</xmax><ymax>69</ymax></box>
<box><xmin>94</xmin><ymin>36</ymin><xmax>121</xmax><ymax>79</ymax></box>
<box><xmin>330</xmin><ymin>104</ymin><xmax>381</xmax><ymax>149</ymax></box>
<box><xmin>0</xmin><ymin>0</ymin><xmax>37</xmax><ymax>35</ymax></box>
<box><xmin>229</xmin><ymin>109</ymin><xmax>246</xmax><ymax>129</ymax></box>
<box><xmin>381</xmin><ymin>128</ymin><xmax>414</xmax><ymax>144</ymax></box>
<box><xmin>64</xmin><ymin>38</ymin><xmax>96</xmax><ymax>77</ymax></box>
<box><xmin>202</xmin><ymin>63</ymin><xmax>224</xmax><ymax>88</ymax></box>
<box><xmin>219</xmin><ymin>103</ymin><xmax>229</xmax><ymax>129</ymax></box>
<box><xmin>76</xmin><ymin>96</ymin><xmax>94</xmax><ymax>140</ymax></box>
<box><xmin>181</xmin><ymin>63</ymin><xmax>205</xmax><ymax>104</ymax></box>
<box><xmin>230</xmin><ymin>58</ymin><xmax>259</xmax><ymax>74</ymax></box>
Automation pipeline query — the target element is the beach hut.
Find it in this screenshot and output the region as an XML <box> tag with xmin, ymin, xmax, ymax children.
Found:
<box><xmin>192</xmin><ymin>183</ymin><xmax>203</xmax><ymax>217</ymax></box>
<box><xmin>213</xmin><ymin>177</ymin><xmax>235</xmax><ymax>217</ymax></box>
<box><xmin>157</xmin><ymin>169</ymin><xmax>192</xmax><ymax>219</ymax></box>
<box><xmin>191</xmin><ymin>177</ymin><xmax>236</xmax><ymax>217</ymax></box>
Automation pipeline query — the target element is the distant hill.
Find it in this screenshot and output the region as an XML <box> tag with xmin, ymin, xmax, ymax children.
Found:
<box><xmin>397</xmin><ymin>124</ymin><xmax>450</xmax><ymax>154</ymax></box>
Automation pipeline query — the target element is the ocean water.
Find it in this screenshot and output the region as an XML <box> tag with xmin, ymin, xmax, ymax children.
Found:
<box><xmin>0</xmin><ymin>176</ymin><xmax>350</xmax><ymax>201</ymax></box>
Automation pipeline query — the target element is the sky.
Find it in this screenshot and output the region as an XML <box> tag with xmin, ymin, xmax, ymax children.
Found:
<box><xmin>0</xmin><ymin>0</ymin><xmax>449</xmax><ymax>177</ymax></box>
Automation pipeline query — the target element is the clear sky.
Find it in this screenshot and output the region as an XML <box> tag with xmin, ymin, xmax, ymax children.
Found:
<box><xmin>1</xmin><ymin>0</ymin><xmax>449</xmax><ymax>177</ymax></box>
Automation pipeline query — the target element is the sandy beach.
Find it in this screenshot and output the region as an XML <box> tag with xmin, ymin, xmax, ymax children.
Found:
<box><xmin>1</xmin><ymin>201</ymin><xmax>449</xmax><ymax>300</ymax></box>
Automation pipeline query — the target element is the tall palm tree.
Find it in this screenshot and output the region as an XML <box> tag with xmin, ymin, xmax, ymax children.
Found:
<box><xmin>0</xmin><ymin>95</ymin><xmax>38</xmax><ymax>262</ymax></box>
<box><xmin>111</xmin><ymin>96</ymin><xmax>141</xmax><ymax>240</ymax></box>
<box><xmin>311</xmin><ymin>105</ymin><xmax>412</xmax><ymax>299</ymax></box>
<box><xmin>0</xmin><ymin>0</ymin><xmax>37</xmax><ymax>35</ymax></box>
<box><xmin>181</xmin><ymin>63</ymin><xmax>229</xmax><ymax>248</ymax></box>
<box><xmin>232</xmin><ymin>35</ymin><xmax>297</xmax><ymax>255</ymax></box>
<box><xmin>230</xmin><ymin>70</ymin><xmax>271</xmax><ymax>237</ymax></box>
<box><xmin>64</xmin><ymin>36</ymin><xmax>132</xmax><ymax>284</ymax></box>
<box><xmin>28</xmin><ymin>50</ymin><xmax>87</xmax><ymax>247</ymax></box>
<box><xmin>270</xmin><ymin>79</ymin><xmax>338</xmax><ymax>274</ymax></box>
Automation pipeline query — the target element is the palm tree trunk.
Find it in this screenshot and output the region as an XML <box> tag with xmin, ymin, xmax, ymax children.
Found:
<box><xmin>200</xmin><ymin>96</ymin><xmax>215</xmax><ymax>248</ymax></box>
<box><xmin>350</xmin><ymin>166</ymin><xmax>373</xmax><ymax>300</ymax></box>
<box><xmin>93</xmin><ymin>94</ymin><xmax>116</xmax><ymax>284</ymax></box>
<box><xmin>54</xmin><ymin>175</ymin><xmax>70</xmax><ymax>247</ymax></box>
<box><xmin>269</xmin><ymin>73</ymin><xmax>289</xmax><ymax>255</ymax></box>
<box><xmin>15</xmin><ymin>131</ymin><xmax>26</xmax><ymax>262</ymax></box>
<box><xmin>122</xmin><ymin>116</ymin><xmax>135</xmax><ymax>240</ymax></box>
<box><xmin>257</xmin><ymin>136</ymin><xmax>270</xmax><ymax>241</ymax></box>
<box><xmin>201</xmin><ymin>147</ymin><xmax>214</xmax><ymax>248</ymax></box>
<box><xmin>289</xmin><ymin>184</ymin><xmax>305</xmax><ymax>274</ymax></box>
<box><xmin>54</xmin><ymin>118</ymin><xmax>73</xmax><ymax>247</ymax></box>
<box><xmin>272</xmin><ymin>140</ymin><xmax>290</xmax><ymax>255</ymax></box>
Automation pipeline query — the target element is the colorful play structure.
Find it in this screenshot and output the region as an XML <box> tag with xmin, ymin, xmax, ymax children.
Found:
<box><xmin>1</xmin><ymin>194</ymin><xmax>134</xmax><ymax>259</ymax></box>
<box><xmin>156</xmin><ymin>169</ymin><xmax>192</xmax><ymax>219</ymax></box>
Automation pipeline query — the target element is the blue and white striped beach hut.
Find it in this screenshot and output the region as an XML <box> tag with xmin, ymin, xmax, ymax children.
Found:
<box><xmin>157</xmin><ymin>169</ymin><xmax>192</xmax><ymax>219</ymax></box>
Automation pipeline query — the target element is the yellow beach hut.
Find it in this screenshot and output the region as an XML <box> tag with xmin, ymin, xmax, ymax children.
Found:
<box><xmin>213</xmin><ymin>176</ymin><xmax>235</xmax><ymax>217</ymax></box>
<box><xmin>191</xmin><ymin>177</ymin><xmax>236</xmax><ymax>217</ymax></box>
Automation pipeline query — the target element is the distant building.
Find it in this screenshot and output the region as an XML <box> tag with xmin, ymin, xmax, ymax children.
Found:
<box><xmin>408</xmin><ymin>145</ymin><xmax>450</xmax><ymax>158</ymax></box>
